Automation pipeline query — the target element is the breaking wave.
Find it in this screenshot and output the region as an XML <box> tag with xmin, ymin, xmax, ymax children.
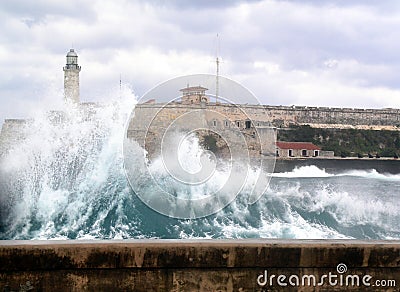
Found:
<box><xmin>0</xmin><ymin>94</ymin><xmax>399</xmax><ymax>240</ymax></box>
<box><xmin>272</xmin><ymin>165</ymin><xmax>334</xmax><ymax>178</ymax></box>
<box><xmin>274</xmin><ymin>165</ymin><xmax>400</xmax><ymax>181</ymax></box>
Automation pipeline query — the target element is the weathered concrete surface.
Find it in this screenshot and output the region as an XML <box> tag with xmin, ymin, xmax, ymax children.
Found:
<box><xmin>0</xmin><ymin>239</ymin><xmax>399</xmax><ymax>291</ymax></box>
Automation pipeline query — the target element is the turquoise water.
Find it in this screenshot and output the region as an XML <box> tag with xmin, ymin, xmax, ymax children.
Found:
<box><xmin>1</xmin><ymin>101</ymin><xmax>399</xmax><ymax>240</ymax></box>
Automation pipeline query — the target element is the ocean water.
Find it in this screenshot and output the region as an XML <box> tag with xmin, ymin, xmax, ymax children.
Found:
<box><xmin>0</xmin><ymin>98</ymin><xmax>399</xmax><ymax>240</ymax></box>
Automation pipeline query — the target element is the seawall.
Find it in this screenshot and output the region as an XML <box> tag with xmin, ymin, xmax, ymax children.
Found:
<box><xmin>1</xmin><ymin>240</ymin><xmax>399</xmax><ymax>291</ymax></box>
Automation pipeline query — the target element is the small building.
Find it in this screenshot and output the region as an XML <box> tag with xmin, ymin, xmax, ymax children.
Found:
<box><xmin>180</xmin><ymin>85</ymin><xmax>209</xmax><ymax>104</ymax></box>
<box><xmin>276</xmin><ymin>141</ymin><xmax>321</xmax><ymax>158</ymax></box>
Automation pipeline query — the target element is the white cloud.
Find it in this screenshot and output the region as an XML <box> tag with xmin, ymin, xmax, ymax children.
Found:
<box><xmin>80</xmin><ymin>47</ymin><xmax>214</xmax><ymax>101</ymax></box>
<box><xmin>1</xmin><ymin>0</ymin><xmax>400</xmax><ymax>127</ymax></box>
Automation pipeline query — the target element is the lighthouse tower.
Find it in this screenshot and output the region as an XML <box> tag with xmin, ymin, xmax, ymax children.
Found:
<box><xmin>63</xmin><ymin>49</ymin><xmax>81</xmax><ymax>103</ymax></box>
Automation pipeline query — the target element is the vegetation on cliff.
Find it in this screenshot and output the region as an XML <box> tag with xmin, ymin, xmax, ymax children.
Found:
<box><xmin>278</xmin><ymin>125</ymin><xmax>400</xmax><ymax>157</ymax></box>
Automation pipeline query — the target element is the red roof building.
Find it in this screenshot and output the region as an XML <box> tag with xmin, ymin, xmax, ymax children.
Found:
<box><xmin>276</xmin><ymin>141</ymin><xmax>321</xmax><ymax>158</ymax></box>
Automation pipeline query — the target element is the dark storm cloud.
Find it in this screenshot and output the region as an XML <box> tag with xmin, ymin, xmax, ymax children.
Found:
<box><xmin>1</xmin><ymin>0</ymin><xmax>400</xmax><ymax>126</ymax></box>
<box><xmin>217</xmin><ymin>1</ymin><xmax>400</xmax><ymax>89</ymax></box>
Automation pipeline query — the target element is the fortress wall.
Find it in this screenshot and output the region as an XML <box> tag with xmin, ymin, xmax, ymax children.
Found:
<box><xmin>1</xmin><ymin>240</ymin><xmax>399</xmax><ymax>291</ymax></box>
<box><xmin>129</xmin><ymin>103</ymin><xmax>400</xmax><ymax>131</ymax></box>
<box><xmin>0</xmin><ymin>119</ymin><xmax>27</xmax><ymax>139</ymax></box>
<box><xmin>127</xmin><ymin>104</ymin><xmax>277</xmax><ymax>158</ymax></box>
<box><xmin>253</xmin><ymin>105</ymin><xmax>400</xmax><ymax>127</ymax></box>
<box><xmin>126</xmin><ymin>103</ymin><xmax>399</xmax><ymax>159</ymax></box>
<box><xmin>0</xmin><ymin>119</ymin><xmax>27</xmax><ymax>156</ymax></box>
<box><xmin>2</xmin><ymin>103</ymin><xmax>398</xmax><ymax>157</ymax></box>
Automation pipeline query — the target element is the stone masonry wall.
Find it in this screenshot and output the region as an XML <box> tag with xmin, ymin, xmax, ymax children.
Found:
<box><xmin>1</xmin><ymin>240</ymin><xmax>399</xmax><ymax>291</ymax></box>
<box><xmin>128</xmin><ymin>103</ymin><xmax>400</xmax><ymax>132</ymax></box>
<box><xmin>230</xmin><ymin>104</ymin><xmax>400</xmax><ymax>129</ymax></box>
<box><xmin>0</xmin><ymin>119</ymin><xmax>27</xmax><ymax>157</ymax></box>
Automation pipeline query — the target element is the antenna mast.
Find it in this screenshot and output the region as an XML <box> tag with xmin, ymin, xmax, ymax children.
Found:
<box><xmin>216</xmin><ymin>34</ymin><xmax>220</xmax><ymax>104</ymax></box>
<box><xmin>119</xmin><ymin>74</ymin><xmax>122</xmax><ymax>98</ymax></box>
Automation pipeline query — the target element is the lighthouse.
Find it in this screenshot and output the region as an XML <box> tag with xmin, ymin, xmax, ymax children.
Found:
<box><xmin>63</xmin><ymin>48</ymin><xmax>81</xmax><ymax>103</ymax></box>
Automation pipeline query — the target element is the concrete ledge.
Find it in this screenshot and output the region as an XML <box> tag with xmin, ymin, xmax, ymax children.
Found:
<box><xmin>1</xmin><ymin>239</ymin><xmax>399</xmax><ymax>291</ymax></box>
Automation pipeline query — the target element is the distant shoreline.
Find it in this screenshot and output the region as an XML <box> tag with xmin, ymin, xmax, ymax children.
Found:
<box><xmin>274</xmin><ymin>157</ymin><xmax>400</xmax><ymax>174</ymax></box>
<box><xmin>276</xmin><ymin>156</ymin><xmax>399</xmax><ymax>161</ymax></box>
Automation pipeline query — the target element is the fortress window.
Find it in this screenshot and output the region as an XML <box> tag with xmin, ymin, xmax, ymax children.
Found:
<box><xmin>225</xmin><ymin>120</ymin><xmax>229</xmax><ymax>127</ymax></box>
<box><xmin>236</xmin><ymin>121</ymin><xmax>240</xmax><ymax>127</ymax></box>
<box><xmin>245</xmin><ymin>120</ymin><xmax>251</xmax><ymax>129</ymax></box>
<box><xmin>213</xmin><ymin>120</ymin><xmax>217</xmax><ymax>127</ymax></box>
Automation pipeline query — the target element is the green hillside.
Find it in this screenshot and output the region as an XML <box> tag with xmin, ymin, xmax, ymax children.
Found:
<box><xmin>277</xmin><ymin>125</ymin><xmax>400</xmax><ymax>157</ymax></box>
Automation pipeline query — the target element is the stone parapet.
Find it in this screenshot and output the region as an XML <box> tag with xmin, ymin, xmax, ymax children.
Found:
<box><xmin>1</xmin><ymin>239</ymin><xmax>399</xmax><ymax>291</ymax></box>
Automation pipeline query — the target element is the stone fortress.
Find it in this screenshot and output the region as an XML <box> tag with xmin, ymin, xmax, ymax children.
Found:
<box><xmin>127</xmin><ymin>86</ymin><xmax>277</xmax><ymax>159</ymax></box>
<box><xmin>1</xmin><ymin>49</ymin><xmax>399</xmax><ymax>158</ymax></box>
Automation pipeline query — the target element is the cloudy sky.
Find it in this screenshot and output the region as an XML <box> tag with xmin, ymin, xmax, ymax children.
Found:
<box><xmin>1</xmin><ymin>0</ymin><xmax>400</xmax><ymax>124</ymax></box>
